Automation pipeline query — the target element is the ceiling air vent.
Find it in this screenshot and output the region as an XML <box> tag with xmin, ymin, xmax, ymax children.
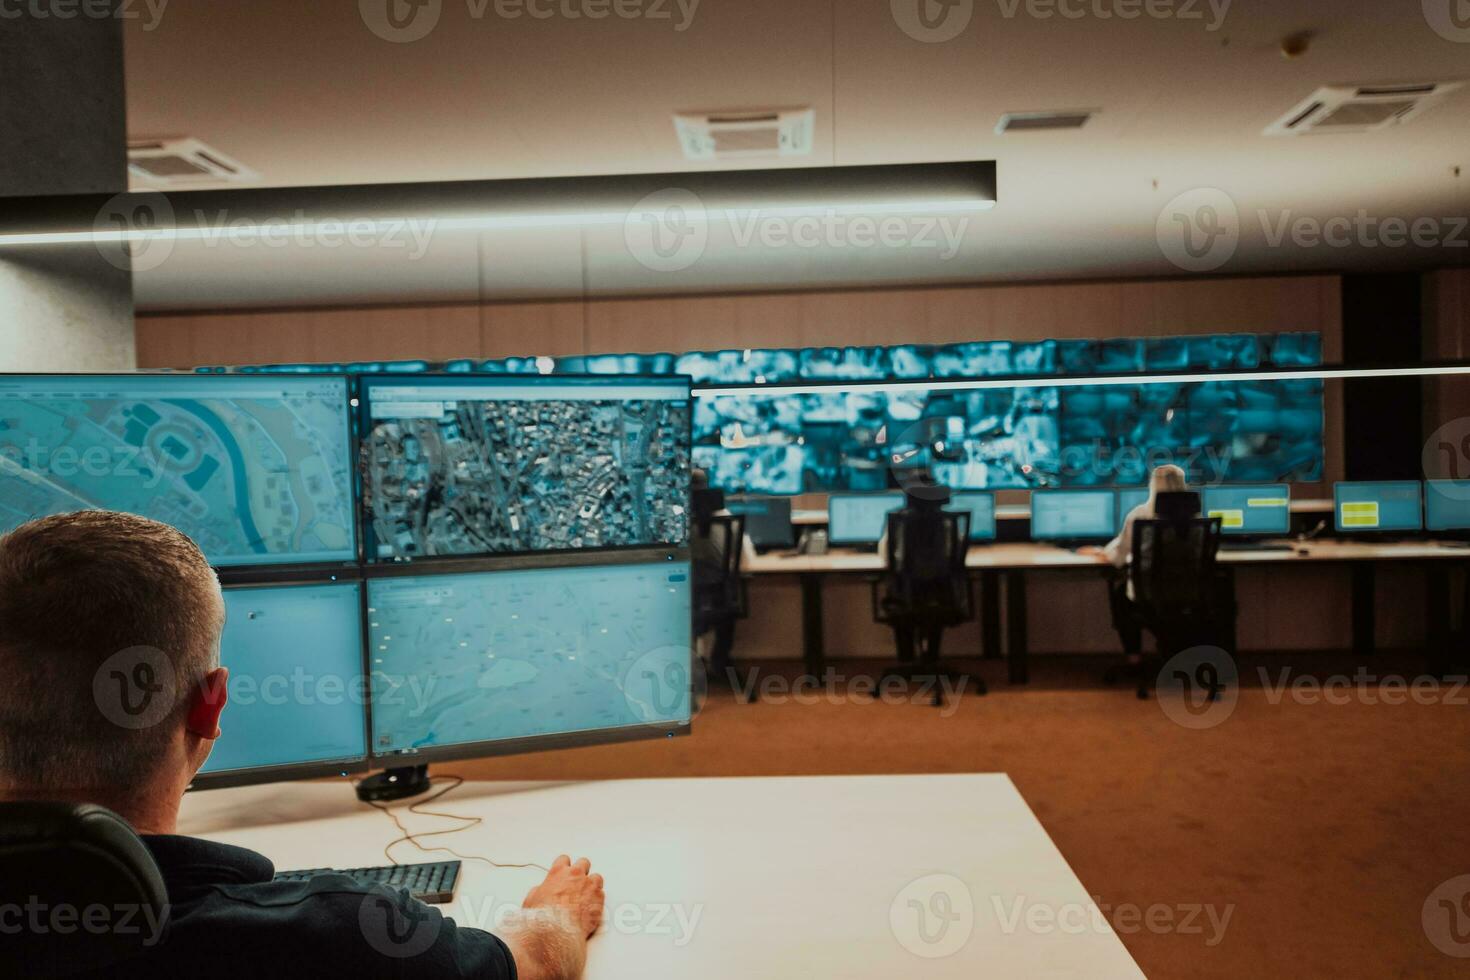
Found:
<box><xmin>674</xmin><ymin>108</ymin><xmax>814</xmax><ymax>160</ymax></box>
<box><xmin>1264</xmin><ymin>82</ymin><xmax>1463</xmax><ymax>135</ymax></box>
<box><xmin>127</xmin><ymin>137</ymin><xmax>260</xmax><ymax>186</ymax></box>
<box><xmin>996</xmin><ymin>109</ymin><xmax>1096</xmax><ymax>134</ymax></box>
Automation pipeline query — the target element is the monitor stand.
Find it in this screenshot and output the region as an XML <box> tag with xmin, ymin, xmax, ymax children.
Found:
<box><xmin>356</xmin><ymin>764</ymin><xmax>432</xmax><ymax>803</ymax></box>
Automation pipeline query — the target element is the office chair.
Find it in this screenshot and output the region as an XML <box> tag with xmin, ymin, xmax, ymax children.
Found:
<box><xmin>0</xmin><ymin>801</ymin><xmax>169</xmax><ymax>977</ymax></box>
<box><xmin>1128</xmin><ymin>501</ymin><xmax>1229</xmax><ymax>699</ymax></box>
<box><xmin>871</xmin><ymin>507</ymin><xmax>981</xmax><ymax>706</ymax></box>
<box><xmin>1104</xmin><ymin>491</ymin><xmax>1202</xmax><ymax>683</ymax></box>
<box><xmin>693</xmin><ymin>513</ymin><xmax>753</xmax><ymax>701</ymax></box>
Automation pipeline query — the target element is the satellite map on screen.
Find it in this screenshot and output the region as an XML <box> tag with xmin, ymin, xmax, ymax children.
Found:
<box><xmin>0</xmin><ymin>378</ymin><xmax>354</xmax><ymax>566</ymax></box>
<box><xmin>365</xmin><ymin>390</ymin><xmax>691</xmax><ymax>558</ymax></box>
<box><xmin>369</xmin><ymin>562</ymin><xmax>692</xmax><ymax>755</ymax></box>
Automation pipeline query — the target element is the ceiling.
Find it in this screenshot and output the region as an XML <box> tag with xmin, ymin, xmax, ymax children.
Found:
<box><xmin>122</xmin><ymin>0</ymin><xmax>1470</xmax><ymax>311</ymax></box>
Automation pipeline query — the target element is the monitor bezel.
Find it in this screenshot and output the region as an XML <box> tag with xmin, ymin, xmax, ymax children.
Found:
<box><xmin>0</xmin><ymin>370</ymin><xmax>361</xmax><ymax>571</ymax></box>
<box><xmin>1029</xmin><ymin>488</ymin><xmax>1119</xmax><ymax>543</ymax></box>
<box><xmin>1332</xmin><ymin>480</ymin><xmax>1425</xmax><ymax>535</ymax></box>
<box><xmin>1201</xmin><ymin>483</ymin><xmax>1293</xmax><ymax>537</ymax></box>
<box><xmin>355</xmin><ymin>373</ymin><xmax>695</xmax><ymax>565</ymax></box>
<box><xmin>189</xmin><ymin>574</ymin><xmax>373</xmax><ymax>792</ymax></box>
<box><xmin>725</xmin><ymin>495</ymin><xmax>797</xmax><ymax>550</ymax></box>
<box><xmin>361</xmin><ymin>547</ymin><xmax>694</xmax><ymax>768</ymax></box>
<box><xmin>826</xmin><ymin>491</ymin><xmax>906</xmax><ymax>546</ymax></box>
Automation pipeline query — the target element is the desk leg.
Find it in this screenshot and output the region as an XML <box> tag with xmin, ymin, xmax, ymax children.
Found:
<box><xmin>1426</xmin><ymin>565</ymin><xmax>1451</xmax><ymax>677</ymax></box>
<box><xmin>1351</xmin><ymin>565</ymin><xmax>1376</xmax><ymax>657</ymax></box>
<box><xmin>1006</xmin><ymin>571</ymin><xmax>1029</xmax><ymax>685</ymax></box>
<box><xmin>800</xmin><ymin>573</ymin><xmax>825</xmax><ymax>680</ymax></box>
<box><xmin>981</xmin><ymin>572</ymin><xmax>1001</xmax><ymax>661</ymax></box>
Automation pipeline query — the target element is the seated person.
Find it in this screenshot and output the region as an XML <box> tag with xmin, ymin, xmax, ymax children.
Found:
<box><xmin>0</xmin><ymin>511</ymin><xmax>604</xmax><ymax>980</ymax></box>
<box><xmin>1081</xmin><ymin>464</ymin><xmax>1189</xmax><ymax>667</ymax></box>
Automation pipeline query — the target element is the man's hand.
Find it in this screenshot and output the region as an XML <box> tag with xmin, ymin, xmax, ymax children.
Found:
<box><xmin>523</xmin><ymin>855</ymin><xmax>605</xmax><ymax>939</ymax></box>
<box><xmin>501</xmin><ymin>857</ymin><xmax>605</xmax><ymax>980</ymax></box>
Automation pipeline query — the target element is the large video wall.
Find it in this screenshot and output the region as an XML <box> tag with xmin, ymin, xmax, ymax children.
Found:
<box><xmin>214</xmin><ymin>331</ymin><xmax>1325</xmax><ymax>495</ymax></box>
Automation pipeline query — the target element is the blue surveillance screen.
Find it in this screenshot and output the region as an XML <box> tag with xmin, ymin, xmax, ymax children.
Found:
<box><xmin>1117</xmin><ymin>487</ymin><xmax>1150</xmax><ymax>525</ymax></box>
<box><xmin>1202</xmin><ymin>484</ymin><xmax>1291</xmax><ymax>535</ymax></box>
<box><xmin>949</xmin><ymin>492</ymin><xmax>997</xmax><ymax>541</ymax></box>
<box><xmin>0</xmin><ymin>375</ymin><xmax>355</xmax><ymax>567</ymax></box>
<box><xmin>200</xmin><ymin>582</ymin><xmax>367</xmax><ymax>776</ymax></box>
<box><xmin>367</xmin><ymin>560</ymin><xmax>693</xmax><ymax>756</ymax></box>
<box><xmin>361</xmin><ymin>375</ymin><xmax>692</xmax><ymax>559</ymax></box>
<box><xmin>1334</xmin><ymin>481</ymin><xmax>1423</xmax><ymax>533</ymax></box>
<box><xmin>827</xmin><ymin>492</ymin><xmax>905</xmax><ymax>545</ymax></box>
<box><xmin>1031</xmin><ymin>490</ymin><xmax>1118</xmax><ymax>541</ymax></box>
<box><xmin>1425</xmin><ymin>481</ymin><xmax>1470</xmax><ymax>531</ymax></box>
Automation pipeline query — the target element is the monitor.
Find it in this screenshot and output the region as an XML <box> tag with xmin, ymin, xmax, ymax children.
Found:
<box><xmin>1202</xmin><ymin>484</ymin><xmax>1291</xmax><ymax>536</ymax></box>
<box><xmin>827</xmin><ymin>492</ymin><xmax>905</xmax><ymax>546</ymax></box>
<box><xmin>0</xmin><ymin>374</ymin><xmax>356</xmax><ymax>567</ymax></box>
<box><xmin>1031</xmin><ymin>490</ymin><xmax>1117</xmax><ymax>541</ymax></box>
<box><xmin>726</xmin><ymin>495</ymin><xmax>796</xmax><ymax>550</ymax></box>
<box><xmin>195</xmin><ymin>581</ymin><xmax>369</xmax><ymax>786</ymax></box>
<box><xmin>949</xmin><ymin>491</ymin><xmax>997</xmax><ymax>541</ymax></box>
<box><xmin>366</xmin><ymin>558</ymin><xmax>692</xmax><ymax>762</ymax></box>
<box><xmin>1116</xmin><ymin>487</ymin><xmax>1149</xmax><ymax>525</ymax></box>
<box><xmin>1425</xmin><ymin>481</ymin><xmax>1470</xmax><ymax>531</ymax></box>
<box><xmin>1334</xmin><ymin>481</ymin><xmax>1423</xmax><ymax>533</ymax></box>
<box><xmin>360</xmin><ymin>375</ymin><xmax>692</xmax><ymax>560</ymax></box>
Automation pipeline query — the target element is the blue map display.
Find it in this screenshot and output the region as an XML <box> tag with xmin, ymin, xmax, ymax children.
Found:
<box><xmin>367</xmin><ymin>561</ymin><xmax>693</xmax><ymax>757</ymax></box>
<box><xmin>201</xmin><ymin>582</ymin><xmax>367</xmax><ymax>776</ymax></box>
<box><xmin>0</xmin><ymin>375</ymin><xmax>355</xmax><ymax>566</ymax></box>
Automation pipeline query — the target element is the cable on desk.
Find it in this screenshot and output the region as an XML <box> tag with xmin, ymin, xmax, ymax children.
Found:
<box><xmin>361</xmin><ymin>774</ymin><xmax>549</xmax><ymax>874</ymax></box>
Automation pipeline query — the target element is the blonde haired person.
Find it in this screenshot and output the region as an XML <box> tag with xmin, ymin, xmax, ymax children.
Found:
<box><xmin>1081</xmin><ymin>464</ymin><xmax>1189</xmax><ymax>670</ymax></box>
<box><xmin>1095</xmin><ymin>463</ymin><xmax>1189</xmax><ymax>569</ymax></box>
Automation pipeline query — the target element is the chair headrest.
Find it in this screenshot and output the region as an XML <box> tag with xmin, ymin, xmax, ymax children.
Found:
<box><xmin>1154</xmin><ymin>491</ymin><xmax>1202</xmax><ymax>521</ymax></box>
<box><xmin>0</xmin><ymin>801</ymin><xmax>168</xmax><ymax>976</ymax></box>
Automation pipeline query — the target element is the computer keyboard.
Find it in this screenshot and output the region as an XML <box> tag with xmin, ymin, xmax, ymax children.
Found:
<box><xmin>272</xmin><ymin>859</ymin><xmax>461</xmax><ymax>904</ymax></box>
<box><xmin>1219</xmin><ymin>541</ymin><xmax>1296</xmax><ymax>552</ymax></box>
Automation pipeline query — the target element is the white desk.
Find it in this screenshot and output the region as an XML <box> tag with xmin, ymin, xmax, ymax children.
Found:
<box><xmin>179</xmin><ymin>774</ymin><xmax>1145</xmax><ymax>979</ymax></box>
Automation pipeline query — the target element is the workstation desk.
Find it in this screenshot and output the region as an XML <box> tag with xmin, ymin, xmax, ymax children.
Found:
<box><xmin>178</xmin><ymin>774</ymin><xmax>1146</xmax><ymax>979</ymax></box>
<box><xmin>745</xmin><ymin>540</ymin><xmax>1470</xmax><ymax>683</ymax></box>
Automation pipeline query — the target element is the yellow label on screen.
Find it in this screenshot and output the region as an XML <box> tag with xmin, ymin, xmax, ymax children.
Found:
<box><xmin>1208</xmin><ymin>508</ymin><xmax>1245</xmax><ymax>529</ymax></box>
<box><xmin>1247</xmin><ymin>497</ymin><xmax>1288</xmax><ymax>508</ymax></box>
<box><xmin>1341</xmin><ymin>501</ymin><xmax>1380</xmax><ymax>528</ymax></box>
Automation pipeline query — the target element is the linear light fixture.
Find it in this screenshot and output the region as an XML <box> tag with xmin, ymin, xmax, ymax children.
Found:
<box><xmin>694</xmin><ymin>363</ymin><xmax>1470</xmax><ymax>398</ymax></box>
<box><xmin>0</xmin><ymin>162</ymin><xmax>997</xmax><ymax>248</ymax></box>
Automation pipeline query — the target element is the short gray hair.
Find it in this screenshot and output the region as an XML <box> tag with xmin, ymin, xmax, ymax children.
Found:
<box><xmin>0</xmin><ymin>511</ymin><xmax>224</xmax><ymax>790</ymax></box>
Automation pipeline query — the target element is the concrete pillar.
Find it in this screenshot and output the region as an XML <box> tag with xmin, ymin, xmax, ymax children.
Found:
<box><xmin>0</xmin><ymin>4</ymin><xmax>136</xmax><ymax>371</ymax></box>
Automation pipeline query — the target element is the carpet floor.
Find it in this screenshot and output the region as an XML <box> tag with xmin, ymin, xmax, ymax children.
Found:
<box><xmin>450</xmin><ymin>653</ymin><xmax>1470</xmax><ymax>979</ymax></box>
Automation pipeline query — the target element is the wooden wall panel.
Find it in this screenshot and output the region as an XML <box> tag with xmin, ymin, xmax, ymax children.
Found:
<box><xmin>138</xmin><ymin>274</ymin><xmax>1344</xmax><ymax>369</ymax></box>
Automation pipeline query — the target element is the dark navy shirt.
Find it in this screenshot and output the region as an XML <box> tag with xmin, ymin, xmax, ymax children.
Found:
<box><xmin>94</xmin><ymin>835</ymin><xmax>517</xmax><ymax>979</ymax></box>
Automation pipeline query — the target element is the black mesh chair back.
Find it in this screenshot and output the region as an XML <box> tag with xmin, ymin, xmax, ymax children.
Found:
<box><xmin>880</xmin><ymin>507</ymin><xmax>973</xmax><ymax>625</ymax></box>
<box><xmin>1131</xmin><ymin>516</ymin><xmax>1223</xmax><ymax>622</ymax></box>
<box><xmin>694</xmin><ymin>513</ymin><xmax>747</xmax><ymax>631</ymax></box>
<box><xmin>0</xmin><ymin>802</ymin><xmax>168</xmax><ymax>977</ymax></box>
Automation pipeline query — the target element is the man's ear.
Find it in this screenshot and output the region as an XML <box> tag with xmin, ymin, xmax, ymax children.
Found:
<box><xmin>186</xmin><ymin>667</ymin><xmax>229</xmax><ymax>740</ymax></box>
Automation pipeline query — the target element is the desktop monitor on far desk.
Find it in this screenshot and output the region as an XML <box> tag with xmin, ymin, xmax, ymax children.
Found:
<box><xmin>1424</xmin><ymin>481</ymin><xmax>1470</xmax><ymax>535</ymax></box>
<box><xmin>1116</xmin><ymin>488</ymin><xmax>1149</xmax><ymax>526</ymax></box>
<box><xmin>827</xmin><ymin>492</ymin><xmax>905</xmax><ymax>549</ymax></box>
<box><xmin>1203</xmin><ymin>484</ymin><xmax>1291</xmax><ymax>537</ymax></box>
<box><xmin>726</xmin><ymin>496</ymin><xmax>796</xmax><ymax>552</ymax></box>
<box><xmin>949</xmin><ymin>492</ymin><xmax>997</xmax><ymax>542</ymax></box>
<box><xmin>1030</xmin><ymin>490</ymin><xmax>1117</xmax><ymax>544</ymax></box>
<box><xmin>1334</xmin><ymin>481</ymin><xmax>1423</xmax><ymax>535</ymax></box>
<box><xmin>193</xmin><ymin>580</ymin><xmax>370</xmax><ymax>789</ymax></box>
